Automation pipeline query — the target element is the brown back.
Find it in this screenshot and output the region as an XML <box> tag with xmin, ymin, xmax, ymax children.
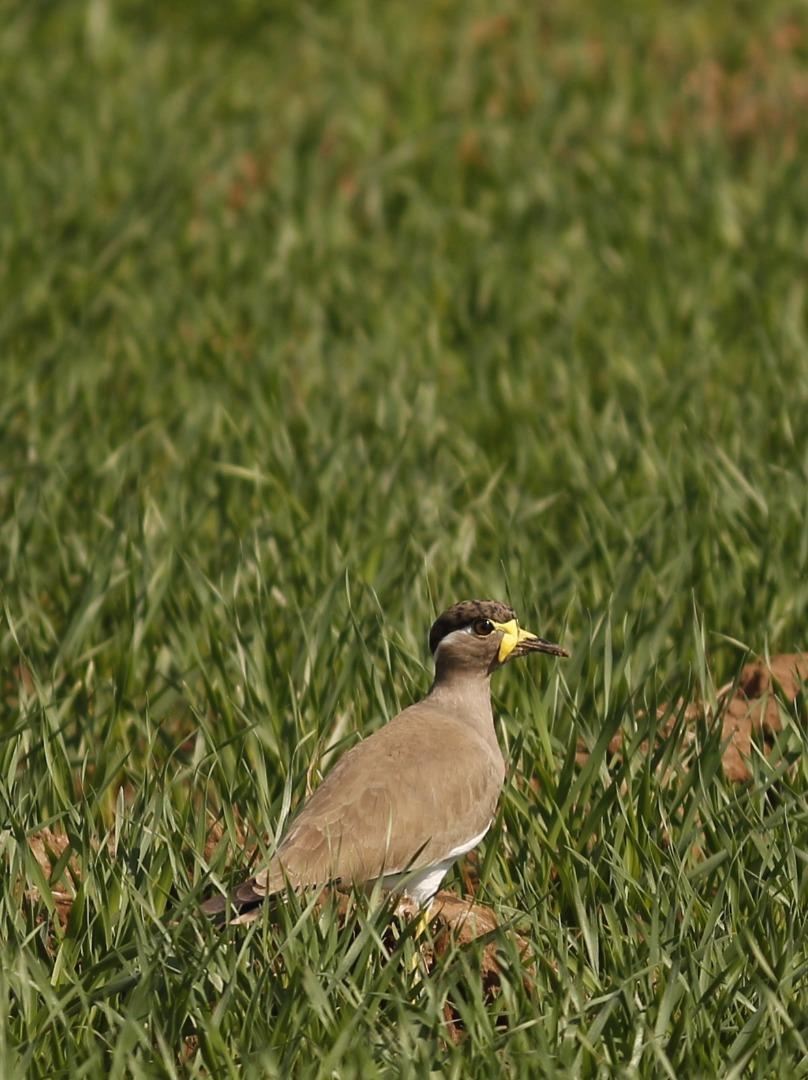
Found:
<box><xmin>253</xmin><ymin>697</ymin><xmax>505</xmax><ymax>894</ymax></box>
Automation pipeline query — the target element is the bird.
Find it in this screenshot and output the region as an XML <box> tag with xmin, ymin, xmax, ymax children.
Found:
<box><xmin>201</xmin><ymin>599</ymin><xmax>568</xmax><ymax>920</ymax></box>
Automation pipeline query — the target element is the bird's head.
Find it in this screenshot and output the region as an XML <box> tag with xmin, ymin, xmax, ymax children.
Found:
<box><xmin>429</xmin><ymin>599</ymin><xmax>568</xmax><ymax>679</ymax></box>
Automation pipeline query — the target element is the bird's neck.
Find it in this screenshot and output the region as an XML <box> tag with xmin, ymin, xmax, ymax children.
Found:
<box><xmin>426</xmin><ymin>669</ymin><xmax>497</xmax><ymax>743</ymax></box>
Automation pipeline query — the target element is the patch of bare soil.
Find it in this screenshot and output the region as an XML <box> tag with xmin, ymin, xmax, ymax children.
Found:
<box><xmin>576</xmin><ymin>653</ymin><xmax>807</xmax><ymax>782</ymax></box>
<box><xmin>718</xmin><ymin>653</ymin><xmax>807</xmax><ymax>781</ymax></box>
<box><xmin>25</xmin><ymin>827</ymin><xmax>79</xmax><ymax>928</ymax></box>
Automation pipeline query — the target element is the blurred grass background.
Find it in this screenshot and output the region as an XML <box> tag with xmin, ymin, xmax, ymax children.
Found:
<box><xmin>2</xmin><ymin>0</ymin><xmax>808</xmax><ymax>1075</ymax></box>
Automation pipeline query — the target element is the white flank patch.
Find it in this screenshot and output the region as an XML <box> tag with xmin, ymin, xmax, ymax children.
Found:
<box><xmin>378</xmin><ymin>823</ymin><xmax>491</xmax><ymax>908</ymax></box>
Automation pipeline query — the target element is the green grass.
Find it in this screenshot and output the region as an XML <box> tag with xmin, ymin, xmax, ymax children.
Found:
<box><xmin>3</xmin><ymin>0</ymin><xmax>808</xmax><ymax>1074</ymax></box>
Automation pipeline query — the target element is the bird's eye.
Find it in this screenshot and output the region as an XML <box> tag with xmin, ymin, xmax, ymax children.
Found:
<box><xmin>472</xmin><ymin>618</ymin><xmax>495</xmax><ymax>636</ymax></box>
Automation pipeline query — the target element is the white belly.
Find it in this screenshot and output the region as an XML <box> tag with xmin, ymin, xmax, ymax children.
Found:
<box><xmin>377</xmin><ymin>823</ymin><xmax>490</xmax><ymax>908</ymax></box>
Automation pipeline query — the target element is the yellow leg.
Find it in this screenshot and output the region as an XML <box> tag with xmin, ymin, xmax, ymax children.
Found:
<box><xmin>406</xmin><ymin>907</ymin><xmax>431</xmax><ymax>978</ymax></box>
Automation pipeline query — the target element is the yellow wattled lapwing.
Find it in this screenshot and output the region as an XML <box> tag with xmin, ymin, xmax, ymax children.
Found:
<box><xmin>201</xmin><ymin>600</ymin><xmax>568</xmax><ymax>921</ymax></box>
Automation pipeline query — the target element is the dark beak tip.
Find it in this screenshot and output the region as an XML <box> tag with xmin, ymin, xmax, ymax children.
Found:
<box><xmin>535</xmin><ymin>637</ymin><xmax>569</xmax><ymax>657</ymax></box>
<box><xmin>519</xmin><ymin>637</ymin><xmax>569</xmax><ymax>658</ymax></box>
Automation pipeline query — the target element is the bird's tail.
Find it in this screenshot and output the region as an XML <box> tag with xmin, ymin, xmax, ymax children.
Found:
<box><xmin>200</xmin><ymin>877</ymin><xmax>267</xmax><ymax>921</ymax></box>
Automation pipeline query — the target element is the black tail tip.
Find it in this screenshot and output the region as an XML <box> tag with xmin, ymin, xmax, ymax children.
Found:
<box><xmin>200</xmin><ymin>881</ymin><xmax>266</xmax><ymax>920</ymax></box>
<box><xmin>200</xmin><ymin>893</ymin><xmax>229</xmax><ymax>918</ymax></box>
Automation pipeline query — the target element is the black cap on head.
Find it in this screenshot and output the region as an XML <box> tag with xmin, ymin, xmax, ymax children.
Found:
<box><xmin>429</xmin><ymin>599</ymin><xmax>516</xmax><ymax>655</ymax></box>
